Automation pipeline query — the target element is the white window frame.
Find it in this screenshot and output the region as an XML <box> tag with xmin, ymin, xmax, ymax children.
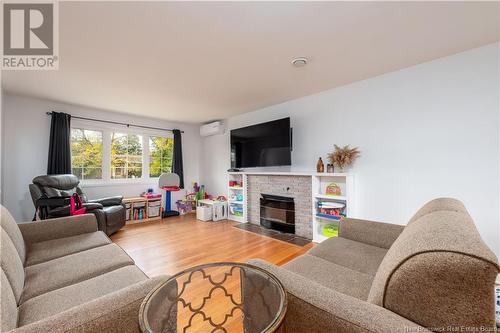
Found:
<box><xmin>71</xmin><ymin>119</ymin><xmax>173</xmax><ymax>186</ymax></box>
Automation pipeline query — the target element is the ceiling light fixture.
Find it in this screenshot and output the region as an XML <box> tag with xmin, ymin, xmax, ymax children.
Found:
<box><xmin>292</xmin><ymin>57</ymin><xmax>308</xmax><ymax>67</ymax></box>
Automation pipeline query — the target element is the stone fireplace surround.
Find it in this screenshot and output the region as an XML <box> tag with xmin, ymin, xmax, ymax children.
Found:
<box><xmin>247</xmin><ymin>175</ymin><xmax>313</xmax><ymax>239</ymax></box>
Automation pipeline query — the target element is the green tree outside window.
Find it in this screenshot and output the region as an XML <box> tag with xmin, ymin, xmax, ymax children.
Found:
<box><xmin>149</xmin><ymin>136</ymin><xmax>173</xmax><ymax>177</ymax></box>
<box><xmin>111</xmin><ymin>132</ymin><xmax>143</xmax><ymax>179</ymax></box>
<box><xmin>70</xmin><ymin>128</ymin><xmax>103</xmax><ymax>180</ymax></box>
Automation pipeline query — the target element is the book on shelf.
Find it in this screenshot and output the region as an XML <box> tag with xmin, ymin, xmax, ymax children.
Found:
<box><xmin>133</xmin><ymin>207</ymin><xmax>147</xmax><ymax>220</ymax></box>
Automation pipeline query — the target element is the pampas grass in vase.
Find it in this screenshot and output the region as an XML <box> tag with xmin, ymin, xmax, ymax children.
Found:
<box><xmin>327</xmin><ymin>145</ymin><xmax>360</xmax><ymax>173</ymax></box>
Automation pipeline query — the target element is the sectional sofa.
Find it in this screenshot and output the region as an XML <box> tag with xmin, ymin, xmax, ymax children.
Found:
<box><xmin>250</xmin><ymin>198</ymin><xmax>500</xmax><ymax>333</ymax></box>
<box><xmin>0</xmin><ymin>205</ymin><xmax>167</xmax><ymax>332</ymax></box>
<box><xmin>2</xmin><ymin>198</ymin><xmax>498</xmax><ymax>333</ymax></box>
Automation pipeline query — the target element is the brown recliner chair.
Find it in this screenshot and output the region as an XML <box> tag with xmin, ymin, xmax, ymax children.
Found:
<box><xmin>29</xmin><ymin>174</ymin><xmax>126</xmax><ymax>235</ymax></box>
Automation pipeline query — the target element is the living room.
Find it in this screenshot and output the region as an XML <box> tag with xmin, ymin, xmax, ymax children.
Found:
<box><xmin>0</xmin><ymin>2</ymin><xmax>499</xmax><ymax>333</ymax></box>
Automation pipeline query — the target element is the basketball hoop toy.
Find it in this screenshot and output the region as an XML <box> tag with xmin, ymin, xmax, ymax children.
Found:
<box><xmin>158</xmin><ymin>173</ymin><xmax>181</xmax><ymax>218</ymax></box>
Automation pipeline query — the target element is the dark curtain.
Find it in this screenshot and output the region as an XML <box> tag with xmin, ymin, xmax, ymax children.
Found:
<box><xmin>172</xmin><ymin>129</ymin><xmax>184</xmax><ymax>189</ymax></box>
<box><xmin>47</xmin><ymin>112</ymin><xmax>72</xmax><ymax>174</ymax></box>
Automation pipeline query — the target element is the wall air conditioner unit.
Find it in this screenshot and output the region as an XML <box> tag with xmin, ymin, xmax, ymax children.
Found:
<box><xmin>200</xmin><ymin>121</ymin><xmax>224</xmax><ymax>137</ymax></box>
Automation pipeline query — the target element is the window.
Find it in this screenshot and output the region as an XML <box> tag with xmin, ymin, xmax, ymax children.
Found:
<box><xmin>70</xmin><ymin>128</ymin><xmax>103</xmax><ymax>180</ymax></box>
<box><xmin>111</xmin><ymin>132</ymin><xmax>143</xmax><ymax>179</ymax></box>
<box><xmin>149</xmin><ymin>136</ymin><xmax>174</xmax><ymax>177</ymax></box>
<box><xmin>70</xmin><ymin>127</ymin><xmax>173</xmax><ymax>183</ymax></box>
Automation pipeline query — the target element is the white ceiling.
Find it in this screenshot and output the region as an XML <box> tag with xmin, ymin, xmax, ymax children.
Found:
<box><xmin>2</xmin><ymin>1</ymin><xmax>499</xmax><ymax>123</ymax></box>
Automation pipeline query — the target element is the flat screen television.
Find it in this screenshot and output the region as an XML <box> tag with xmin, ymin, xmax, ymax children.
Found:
<box><xmin>230</xmin><ymin>117</ymin><xmax>292</xmax><ymax>168</ymax></box>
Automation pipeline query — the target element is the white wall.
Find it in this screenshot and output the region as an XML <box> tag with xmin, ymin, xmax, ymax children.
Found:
<box><xmin>0</xmin><ymin>84</ymin><xmax>4</xmax><ymax>204</ymax></box>
<box><xmin>201</xmin><ymin>43</ymin><xmax>500</xmax><ymax>257</ymax></box>
<box><xmin>2</xmin><ymin>94</ymin><xmax>202</xmax><ymax>221</ymax></box>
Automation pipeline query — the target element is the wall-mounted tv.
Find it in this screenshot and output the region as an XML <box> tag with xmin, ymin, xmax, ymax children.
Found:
<box><xmin>230</xmin><ymin>117</ymin><xmax>292</xmax><ymax>168</ymax></box>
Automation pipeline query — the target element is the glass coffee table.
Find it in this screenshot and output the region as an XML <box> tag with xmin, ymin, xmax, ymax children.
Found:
<box><xmin>139</xmin><ymin>262</ymin><xmax>287</xmax><ymax>333</ymax></box>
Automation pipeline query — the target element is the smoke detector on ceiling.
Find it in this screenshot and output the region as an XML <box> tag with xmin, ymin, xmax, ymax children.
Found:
<box><xmin>292</xmin><ymin>57</ymin><xmax>308</xmax><ymax>67</ymax></box>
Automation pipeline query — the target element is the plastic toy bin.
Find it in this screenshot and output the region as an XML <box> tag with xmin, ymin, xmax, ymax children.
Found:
<box><xmin>196</xmin><ymin>205</ymin><xmax>212</xmax><ymax>221</ymax></box>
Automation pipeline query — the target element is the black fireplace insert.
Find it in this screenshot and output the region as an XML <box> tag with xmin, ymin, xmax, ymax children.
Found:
<box><xmin>260</xmin><ymin>194</ymin><xmax>295</xmax><ymax>234</ymax></box>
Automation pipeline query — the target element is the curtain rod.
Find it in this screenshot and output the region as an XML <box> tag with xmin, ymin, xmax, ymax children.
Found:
<box><xmin>46</xmin><ymin>112</ymin><xmax>184</xmax><ymax>133</ymax></box>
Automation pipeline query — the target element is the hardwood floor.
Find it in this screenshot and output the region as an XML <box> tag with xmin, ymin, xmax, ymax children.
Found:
<box><xmin>111</xmin><ymin>213</ymin><xmax>313</xmax><ymax>277</ymax></box>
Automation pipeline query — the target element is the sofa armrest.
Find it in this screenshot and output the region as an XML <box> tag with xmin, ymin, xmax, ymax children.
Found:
<box><xmin>12</xmin><ymin>275</ymin><xmax>169</xmax><ymax>333</ymax></box>
<box><xmin>248</xmin><ymin>259</ymin><xmax>431</xmax><ymax>333</ymax></box>
<box><xmin>88</xmin><ymin>196</ymin><xmax>123</xmax><ymax>207</ymax></box>
<box><xmin>18</xmin><ymin>214</ymin><xmax>98</xmax><ymax>244</ymax></box>
<box><xmin>82</xmin><ymin>202</ymin><xmax>104</xmax><ymax>210</ymax></box>
<box><xmin>339</xmin><ymin>217</ymin><xmax>405</xmax><ymax>249</ymax></box>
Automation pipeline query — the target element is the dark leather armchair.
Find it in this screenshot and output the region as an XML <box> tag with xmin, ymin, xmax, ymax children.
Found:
<box><xmin>29</xmin><ymin>174</ymin><xmax>126</xmax><ymax>235</ymax></box>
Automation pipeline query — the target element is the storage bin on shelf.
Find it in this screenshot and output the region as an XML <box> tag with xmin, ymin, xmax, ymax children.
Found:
<box><xmin>229</xmin><ymin>203</ymin><xmax>244</xmax><ymax>217</ymax></box>
<box><xmin>319</xmin><ymin>219</ymin><xmax>340</xmax><ymax>238</ymax></box>
<box><xmin>228</xmin><ymin>191</ymin><xmax>244</xmax><ymax>202</ymax></box>
<box><xmin>147</xmin><ymin>199</ymin><xmax>161</xmax><ymax>218</ymax></box>
<box><xmin>316</xmin><ymin>200</ymin><xmax>345</xmax><ymax>238</ymax></box>
<box><xmin>316</xmin><ymin>200</ymin><xmax>345</xmax><ymax>219</ymax></box>
<box><xmin>125</xmin><ymin>203</ymin><xmax>132</xmax><ymax>221</ymax></box>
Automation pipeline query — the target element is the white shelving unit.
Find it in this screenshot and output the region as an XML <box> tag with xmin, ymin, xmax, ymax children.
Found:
<box><xmin>227</xmin><ymin>172</ymin><xmax>246</xmax><ymax>223</ymax></box>
<box><xmin>314</xmin><ymin>194</ymin><xmax>347</xmax><ymax>201</ymax></box>
<box><xmin>312</xmin><ymin>173</ymin><xmax>354</xmax><ymax>243</ymax></box>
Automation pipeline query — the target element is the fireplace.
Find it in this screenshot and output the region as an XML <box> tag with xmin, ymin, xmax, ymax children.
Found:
<box><xmin>260</xmin><ymin>194</ymin><xmax>295</xmax><ymax>234</ymax></box>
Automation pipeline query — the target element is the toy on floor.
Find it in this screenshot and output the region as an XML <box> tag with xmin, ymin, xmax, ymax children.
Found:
<box><xmin>175</xmin><ymin>199</ymin><xmax>193</xmax><ymax>215</ymax></box>
<box><xmin>195</xmin><ymin>184</ymin><xmax>205</xmax><ymax>201</ymax></box>
<box><xmin>192</xmin><ymin>183</ymin><xmax>214</xmax><ymax>201</ymax></box>
<box><xmin>159</xmin><ymin>173</ymin><xmax>181</xmax><ymax>218</ymax></box>
<box><xmin>175</xmin><ymin>182</ymin><xmax>218</xmax><ymax>215</ymax></box>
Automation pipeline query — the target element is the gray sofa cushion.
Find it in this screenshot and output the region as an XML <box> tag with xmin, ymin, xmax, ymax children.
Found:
<box><xmin>25</xmin><ymin>232</ymin><xmax>111</xmax><ymax>266</ymax></box>
<box><xmin>21</xmin><ymin>243</ymin><xmax>134</xmax><ymax>302</ymax></box>
<box><xmin>284</xmin><ymin>254</ymin><xmax>374</xmax><ymax>300</ymax></box>
<box><xmin>339</xmin><ymin>217</ymin><xmax>404</xmax><ymax>249</ymax></box>
<box><xmin>18</xmin><ymin>214</ymin><xmax>98</xmax><ymax>245</ymax></box>
<box><xmin>1</xmin><ymin>269</ymin><xmax>18</xmax><ymax>332</ymax></box>
<box><xmin>1</xmin><ymin>205</ymin><xmax>26</xmax><ymax>263</ymax></box>
<box><xmin>14</xmin><ymin>276</ymin><xmax>168</xmax><ymax>333</ymax></box>
<box><xmin>1</xmin><ymin>228</ymin><xmax>25</xmax><ymax>303</ymax></box>
<box><xmin>249</xmin><ymin>258</ymin><xmax>432</xmax><ymax>333</ymax></box>
<box><xmin>368</xmin><ymin>198</ymin><xmax>500</xmax><ymax>330</ymax></box>
<box><xmin>18</xmin><ymin>265</ymin><xmax>148</xmax><ymax>326</ymax></box>
<box><xmin>308</xmin><ymin>237</ymin><xmax>388</xmax><ymax>276</ymax></box>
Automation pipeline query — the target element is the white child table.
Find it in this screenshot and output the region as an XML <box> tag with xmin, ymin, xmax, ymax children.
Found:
<box><xmin>196</xmin><ymin>199</ymin><xmax>228</xmax><ymax>222</ymax></box>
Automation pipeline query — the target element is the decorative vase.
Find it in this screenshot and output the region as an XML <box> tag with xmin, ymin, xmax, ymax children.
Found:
<box><xmin>327</xmin><ymin>164</ymin><xmax>334</xmax><ymax>173</ymax></box>
<box><xmin>316</xmin><ymin>157</ymin><xmax>324</xmax><ymax>173</ymax></box>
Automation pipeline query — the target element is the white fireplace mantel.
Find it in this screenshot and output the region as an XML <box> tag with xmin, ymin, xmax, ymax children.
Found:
<box><xmin>228</xmin><ymin>171</ymin><xmax>351</xmax><ymax>177</ymax></box>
